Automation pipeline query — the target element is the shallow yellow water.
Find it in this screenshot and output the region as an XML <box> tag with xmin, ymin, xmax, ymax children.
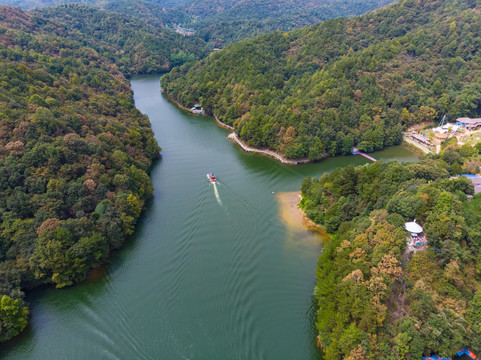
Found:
<box><xmin>276</xmin><ymin>192</ymin><xmax>329</xmax><ymax>250</ymax></box>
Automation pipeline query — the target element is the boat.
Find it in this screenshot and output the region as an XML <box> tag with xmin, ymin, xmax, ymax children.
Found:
<box><xmin>207</xmin><ymin>172</ymin><xmax>216</xmax><ymax>183</ymax></box>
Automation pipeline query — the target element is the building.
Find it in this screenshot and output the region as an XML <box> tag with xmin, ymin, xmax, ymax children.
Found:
<box><xmin>405</xmin><ymin>220</ymin><xmax>426</xmax><ymax>246</ymax></box>
<box><xmin>191</xmin><ymin>104</ymin><xmax>203</xmax><ymax>114</ymax></box>
<box><xmin>449</xmin><ymin>175</ymin><xmax>481</xmax><ymax>197</ymax></box>
<box><xmin>456</xmin><ymin>117</ymin><xmax>481</xmax><ymax>130</ymax></box>
<box><xmin>466</xmin><ymin>175</ymin><xmax>481</xmax><ymax>195</ymax></box>
<box><xmin>410</xmin><ymin>132</ymin><xmax>433</xmax><ymax>147</ymax></box>
<box><xmin>175</xmin><ymin>25</ymin><xmax>196</xmax><ymax>36</ymax></box>
<box><xmin>433</xmin><ymin>123</ymin><xmax>460</xmax><ymax>139</ymax></box>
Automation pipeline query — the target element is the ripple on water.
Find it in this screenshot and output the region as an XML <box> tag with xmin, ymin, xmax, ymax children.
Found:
<box><xmin>0</xmin><ymin>76</ymin><xmax>418</xmax><ymax>360</ymax></box>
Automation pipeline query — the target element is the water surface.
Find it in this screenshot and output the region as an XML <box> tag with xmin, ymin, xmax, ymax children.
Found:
<box><xmin>0</xmin><ymin>75</ymin><xmax>418</xmax><ymax>359</ymax></box>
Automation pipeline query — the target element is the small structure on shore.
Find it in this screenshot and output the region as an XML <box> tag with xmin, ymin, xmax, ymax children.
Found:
<box><xmin>405</xmin><ymin>220</ymin><xmax>426</xmax><ymax>246</ymax></box>
<box><xmin>191</xmin><ymin>104</ymin><xmax>203</xmax><ymax>114</ymax></box>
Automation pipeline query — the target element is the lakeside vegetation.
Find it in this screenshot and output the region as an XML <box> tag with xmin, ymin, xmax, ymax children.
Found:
<box><xmin>0</xmin><ymin>5</ymin><xmax>163</xmax><ymax>341</ymax></box>
<box><xmin>163</xmin><ymin>0</ymin><xmax>481</xmax><ymax>161</ymax></box>
<box><xmin>300</xmin><ymin>144</ymin><xmax>481</xmax><ymax>358</ymax></box>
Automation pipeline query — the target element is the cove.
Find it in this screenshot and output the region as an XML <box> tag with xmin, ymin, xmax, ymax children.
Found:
<box><xmin>0</xmin><ymin>75</ymin><xmax>418</xmax><ymax>360</ymax></box>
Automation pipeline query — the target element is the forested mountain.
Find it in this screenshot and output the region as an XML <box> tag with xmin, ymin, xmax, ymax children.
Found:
<box><xmin>183</xmin><ymin>0</ymin><xmax>394</xmax><ymax>20</ymax></box>
<box><xmin>0</xmin><ymin>0</ymin><xmax>191</xmax><ymax>10</ymax></box>
<box><xmin>32</xmin><ymin>4</ymin><xmax>210</xmax><ymax>75</ymax></box>
<box><xmin>183</xmin><ymin>0</ymin><xmax>396</xmax><ymax>46</ymax></box>
<box><xmin>0</xmin><ymin>0</ymin><xmax>401</xmax><ymax>47</ymax></box>
<box><xmin>102</xmin><ymin>0</ymin><xmax>191</xmax><ymax>29</ymax></box>
<box><xmin>0</xmin><ymin>5</ymin><xmax>165</xmax><ymax>341</ymax></box>
<box><xmin>0</xmin><ymin>0</ymin><xmax>193</xmax><ymax>30</ymax></box>
<box><xmin>163</xmin><ymin>0</ymin><xmax>481</xmax><ymax>160</ymax></box>
<box><xmin>301</xmin><ymin>144</ymin><xmax>481</xmax><ymax>358</ymax></box>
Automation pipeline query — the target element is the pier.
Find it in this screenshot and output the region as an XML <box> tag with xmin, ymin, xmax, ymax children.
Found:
<box><xmin>351</xmin><ymin>147</ymin><xmax>377</xmax><ymax>162</ymax></box>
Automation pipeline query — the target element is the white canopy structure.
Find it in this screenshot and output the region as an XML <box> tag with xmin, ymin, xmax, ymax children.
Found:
<box><xmin>405</xmin><ymin>220</ymin><xmax>423</xmax><ymax>234</ymax></box>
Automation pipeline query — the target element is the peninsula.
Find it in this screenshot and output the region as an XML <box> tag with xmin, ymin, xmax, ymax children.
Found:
<box><xmin>300</xmin><ymin>144</ymin><xmax>481</xmax><ymax>359</ymax></box>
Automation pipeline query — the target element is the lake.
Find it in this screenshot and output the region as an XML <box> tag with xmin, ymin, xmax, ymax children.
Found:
<box><xmin>0</xmin><ymin>75</ymin><xmax>418</xmax><ymax>360</ymax></box>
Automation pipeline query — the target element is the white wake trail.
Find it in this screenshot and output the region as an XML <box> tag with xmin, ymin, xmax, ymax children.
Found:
<box><xmin>213</xmin><ymin>182</ymin><xmax>222</xmax><ymax>206</ymax></box>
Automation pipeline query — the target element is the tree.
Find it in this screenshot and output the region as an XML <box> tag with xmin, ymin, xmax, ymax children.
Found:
<box><xmin>0</xmin><ymin>295</ymin><xmax>28</xmax><ymax>342</ymax></box>
<box><xmin>467</xmin><ymin>290</ymin><xmax>481</xmax><ymax>352</ymax></box>
<box><xmin>33</xmin><ymin>107</ymin><xmax>58</xmax><ymax>134</ymax></box>
<box><xmin>416</xmin><ymin>106</ymin><xmax>438</xmax><ymax>123</ymax></box>
<box><xmin>308</xmin><ymin>137</ymin><xmax>324</xmax><ymax>160</ymax></box>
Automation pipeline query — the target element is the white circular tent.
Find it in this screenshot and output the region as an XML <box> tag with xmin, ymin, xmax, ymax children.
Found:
<box><xmin>405</xmin><ymin>220</ymin><xmax>423</xmax><ymax>234</ymax></box>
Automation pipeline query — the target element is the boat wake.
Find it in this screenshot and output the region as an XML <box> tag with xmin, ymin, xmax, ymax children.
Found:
<box><xmin>213</xmin><ymin>182</ymin><xmax>222</xmax><ymax>206</ymax></box>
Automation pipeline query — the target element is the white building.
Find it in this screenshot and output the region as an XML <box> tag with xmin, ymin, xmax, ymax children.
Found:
<box><xmin>405</xmin><ymin>220</ymin><xmax>425</xmax><ymax>246</ymax></box>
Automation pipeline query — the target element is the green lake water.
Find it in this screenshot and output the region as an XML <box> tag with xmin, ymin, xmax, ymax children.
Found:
<box><xmin>0</xmin><ymin>75</ymin><xmax>419</xmax><ymax>359</ymax></box>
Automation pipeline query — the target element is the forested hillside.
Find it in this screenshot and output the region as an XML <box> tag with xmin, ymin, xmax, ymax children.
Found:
<box><xmin>102</xmin><ymin>0</ymin><xmax>191</xmax><ymax>29</ymax></box>
<box><xmin>0</xmin><ymin>0</ymin><xmax>192</xmax><ymax>10</ymax></box>
<box><xmin>183</xmin><ymin>0</ymin><xmax>396</xmax><ymax>46</ymax></box>
<box><xmin>32</xmin><ymin>4</ymin><xmax>210</xmax><ymax>75</ymax></box>
<box><xmin>0</xmin><ymin>0</ymin><xmax>400</xmax><ymax>48</ymax></box>
<box><xmin>0</xmin><ymin>5</ymin><xmax>162</xmax><ymax>341</ymax></box>
<box><xmin>0</xmin><ymin>0</ymin><xmax>195</xmax><ymax>31</ymax></box>
<box><xmin>183</xmin><ymin>0</ymin><xmax>394</xmax><ymax>21</ymax></box>
<box><xmin>301</xmin><ymin>144</ymin><xmax>481</xmax><ymax>358</ymax></box>
<box><xmin>163</xmin><ymin>0</ymin><xmax>481</xmax><ymax>160</ymax></box>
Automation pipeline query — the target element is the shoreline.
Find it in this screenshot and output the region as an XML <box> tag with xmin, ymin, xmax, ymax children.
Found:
<box><xmin>277</xmin><ymin>191</ymin><xmax>328</xmax><ymax>235</ymax></box>
<box><xmin>161</xmin><ymin>92</ymin><xmax>419</xmax><ymax>166</ymax></box>
<box><xmin>161</xmin><ymin>91</ymin><xmax>233</xmax><ymax>129</ymax></box>
<box><xmin>162</xmin><ymin>91</ymin><xmax>198</xmax><ymax>113</ymax></box>
<box><xmin>213</xmin><ymin>115</ymin><xmax>234</xmax><ymax>130</ymax></box>
<box><xmin>161</xmin><ymin>91</ymin><xmax>312</xmax><ymax>165</ymax></box>
<box><xmin>296</xmin><ymin>193</ymin><xmax>326</xmax><ymax>233</ymax></box>
<box><xmin>227</xmin><ymin>133</ymin><xmax>311</xmax><ymax>165</ymax></box>
<box><xmin>401</xmin><ymin>140</ymin><xmax>427</xmax><ymax>157</ymax></box>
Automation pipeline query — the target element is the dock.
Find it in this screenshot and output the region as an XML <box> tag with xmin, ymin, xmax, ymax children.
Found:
<box><xmin>351</xmin><ymin>148</ymin><xmax>377</xmax><ymax>162</ymax></box>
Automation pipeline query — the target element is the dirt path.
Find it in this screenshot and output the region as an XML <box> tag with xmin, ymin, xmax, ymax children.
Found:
<box><xmin>214</xmin><ymin>115</ymin><xmax>234</xmax><ymax>130</ymax></box>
